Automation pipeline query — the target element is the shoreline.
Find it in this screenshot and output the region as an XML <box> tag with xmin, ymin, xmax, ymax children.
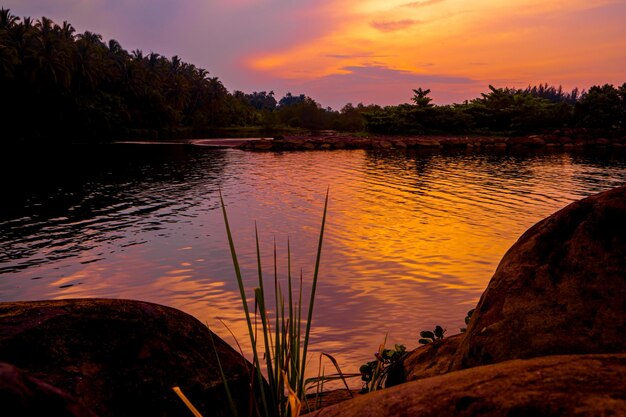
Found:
<box><xmin>237</xmin><ymin>131</ymin><xmax>626</xmax><ymax>152</ymax></box>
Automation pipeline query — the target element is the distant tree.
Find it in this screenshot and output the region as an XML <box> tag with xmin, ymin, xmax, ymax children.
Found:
<box><xmin>244</xmin><ymin>90</ymin><xmax>277</xmax><ymax>111</ymax></box>
<box><xmin>411</xmin><ymin>88</ymin><xmax>433</xmax><ymax>107</ymax></box>
<box><xmin>278</xmin><ymin>92</ymin><xmax>306</xmax><ymax>107</ymax></box>
<box><xmin>522</xmin><ymin>83</ymin><xmax>581</xmax><ymax>104</ymax></box>
<box><xmin>575</xmin><ymin>84</ymin><xmax>622</xmax><ymax>128</ymax></box>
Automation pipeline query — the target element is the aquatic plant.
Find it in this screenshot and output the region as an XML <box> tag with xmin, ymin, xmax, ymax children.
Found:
<box><xmin>418</xmin><ymin>325</ymin><xmax>446</xmax><ymax>345</ymax></box>
<box><xmin>359</xmin><ymin>340</ymin><xmax>406</xmax><ymax>393</ymax></box>
<box><xmin>460</xmin><ymin>308</ymin><xmax>476</xmax><ymax>333</ymax></box>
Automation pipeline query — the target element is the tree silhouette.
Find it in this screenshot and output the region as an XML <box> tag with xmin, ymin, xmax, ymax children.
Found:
<box><xmin>411</xmin><ymin>88</ymin><xmax>433</xmax><ymax>107</ymax></box>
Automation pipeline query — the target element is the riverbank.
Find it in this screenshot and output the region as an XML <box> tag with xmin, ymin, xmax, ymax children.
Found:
<box><xmin>237</xmin><ymin>130</ymin><xmax>626</xmax><ymax>152</ymax></box>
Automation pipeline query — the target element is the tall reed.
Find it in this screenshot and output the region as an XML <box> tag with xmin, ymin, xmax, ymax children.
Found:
<box><xmin>219</xmin><ymin>189</ymin><xmax>329</xmax><ymax>417</ymax></box>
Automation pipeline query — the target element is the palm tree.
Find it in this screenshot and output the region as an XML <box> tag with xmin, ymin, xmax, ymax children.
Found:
<box><xmin>74</xmin><ymin>30</ymin><xmax>106</xmax><ymax>91</ymax></box>
<box><xmin>0</xmin><ymin>8</ymin><xmax>19</xmax><ymax>30</ymax></box>
<box><xmin>32</xmin><ymin>16</ymin><xmax>73</xmax><ymax>89</ymax></box>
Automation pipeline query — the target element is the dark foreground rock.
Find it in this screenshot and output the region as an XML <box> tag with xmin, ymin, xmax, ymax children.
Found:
<box><xmin>308</xmin><ymin>354</ymin><xmax>626</xmax><ymax>417</ymax></box>
<box><xmin>0</xmin><ymin>299</ymin><xmax>253</xmax><ymax>417</ymax></box>
<box><xmin>452</xmin><ymin>186</ymin><xmax>626</xmax><ymax>370</ymax></box>
<box><xmin>0</xmin><ymin>362</ymin><xmax>98</xmax><ymax>417</ymax></box>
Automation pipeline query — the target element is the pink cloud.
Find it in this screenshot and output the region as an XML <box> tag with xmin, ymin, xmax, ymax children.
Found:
<box><xmin>370</xmin><ymin>19</ymin><xmax>422</xmax><ymax>33</ymax></box>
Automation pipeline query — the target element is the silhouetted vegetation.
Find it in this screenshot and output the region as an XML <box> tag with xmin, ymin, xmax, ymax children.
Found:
<box><xmin>1</xmin><ymin>9</ymin><xmax>625</xmax><ymax>142</ymax></box>
<box><xmin>364</xmin><ymin>84</ymin><xmax>626</xmax><ymax>136</ymax></box>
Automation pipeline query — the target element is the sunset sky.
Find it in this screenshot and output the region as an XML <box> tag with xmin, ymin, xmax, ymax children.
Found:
<box><xmin>4</xmin><ymin>0</ymin><xmax>626</xmax><ymax>108</ymax></box>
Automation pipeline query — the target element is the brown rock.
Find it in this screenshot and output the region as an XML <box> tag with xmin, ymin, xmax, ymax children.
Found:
<box><xmin>0</xmin><ymin>299</ymin><xmax>254</xmax><ymax>417</ymax></box>
<box><xmin>415</xmin><ymin>139</ymin><xmax>441</xmax><ymax>148</ymax></box>
<box><xmin>1</xmin><ymin>362</ymin><xmax>99</xmax><ymax>417</ymax></box>
<box><xmin>559</xmin><ymin>136</ymin><xmax>573</xmax><ymax>145</ymax></box>
<box><xmin>543</xmin><ymin>134</ymin><xmax>560</xmax><ymax>144</ymax></box>
<box><xmin>375</xmin><ymin>140</ymin><xmax>393</xmax><ymax>149</ymax></box>
<box><xmin>508</xmin><ymin>136</ymin><xmax>545</xmax><ymax>147</ymax></box>
<box><xmin>308</xmin><ymin>354</ymin><xmax>626</xmax><ymax>417</ymax></box>
<box><xmin>252</xmin><ymin>139</ymin><xmax>274</xmax><ymax>150</ymax></box>
<box><xmin>387</xmin><ymin>334</ymin><xmax>462</xmax><ymax>386</ymax></box>
<box><xmin>453</xmin><ymin>186</ymin><xmax>626</xmax><ymax>370</ymax></box>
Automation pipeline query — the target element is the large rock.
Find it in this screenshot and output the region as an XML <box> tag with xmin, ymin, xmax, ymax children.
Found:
<box><xmin>0</xmin><ymin>299</ymin><xmax>254</xmax><ymax>417</ymax></box>
<box><xmin>309</xmin><ymin>354</ymin><xmax>626</xmax><ymax>417</ymax></box>
<box><xmin>453</xmin><ymin>186</ymin><xmax>626</xmax><ymax>370</ymax></box>
<box><xmin>0</xmin><ymin>362</ymin><xmax>98</xmax><ymax>417</ymax></box>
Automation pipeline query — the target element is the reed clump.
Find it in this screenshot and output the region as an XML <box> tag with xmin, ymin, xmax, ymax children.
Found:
<box><xmin>218</xmin><ymin>189</ymin><xmax>329</xmax><ymax>417</ymax></box>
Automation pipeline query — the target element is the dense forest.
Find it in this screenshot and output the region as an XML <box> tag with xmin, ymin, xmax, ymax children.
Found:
<box><xmin>1</xmin><ymin>9</ymin><xmax>625</xmax><ymax>142</ymax></box>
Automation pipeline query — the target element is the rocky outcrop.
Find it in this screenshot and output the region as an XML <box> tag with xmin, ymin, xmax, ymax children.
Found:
<box><xmin>1</xmin><ymin>362</ymin><xmax>98</xmax><ymax>417</ymax></box>
<box><xmin>308</xmin><ymin>354</ymin><xmax>626</xmax><ymax>417</ymax></box>
<box><xmin>305</xmin><ymin>186</ymin><xmax>626</xmax><ymax>416</ymax></box>
<box><xmin>452</xmin><ymin>186</ymin><xmax>626</xmax><ymax>370</ymax></box>
<box><xmin>236</xmin><ymin>130</ymin><xmax>626</xmax><ymax>152</ymax></box>
<box><xmin>0</xmin><ymin>299</ymin><xmax>254</xmax><ymax>417</ymax></box>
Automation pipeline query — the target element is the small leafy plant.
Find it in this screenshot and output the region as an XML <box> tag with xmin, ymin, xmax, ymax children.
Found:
<box><xmin>460</xmin><ymin>308</ymin><xmax>476</xmax><ymax>333</ymax></box>
<box><xmin>359</xmin><ymin>342</ymin><xmax>406</xmax><ymax>393</ymax></box>
<box><xmin>418</xmin><ymin>325</ymin><xmax>446</xmax><ymax>345</ymax></box>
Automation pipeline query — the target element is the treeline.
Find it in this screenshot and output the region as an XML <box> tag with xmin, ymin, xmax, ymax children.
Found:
<box><xmin>0</xmin><ymin>9</ymin><xmax>251</xmax><ymax>140</ymax></box>
<box><xmin>0</xmin><ymin>9</ymin><xmax>371</xmax><ymax>141</ymax></box>
<box><xmin>364</xmin><ymin>85</ymin><xmax>626</xmax><ymax>136</ymax></box>
<box><xmin>1</xmin><ymin>9</ymin><xmax>625</xmax><ymax>142</ymax></box>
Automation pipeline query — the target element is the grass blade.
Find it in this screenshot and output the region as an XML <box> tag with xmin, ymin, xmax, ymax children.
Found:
<box><xmin>299</xmin><ymin>188</ymin><xmax>329</xmax><ymax>394</ymax></box>
<box><xmin>219</xmin><ymin>190</ymin><xmax>270</xmax><ymax>417</ymax></box>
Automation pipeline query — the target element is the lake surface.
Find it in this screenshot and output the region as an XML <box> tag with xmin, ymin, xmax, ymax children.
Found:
<box><xmin>1</xmin><ymin>144</ymin><xmax>625</xmax><ymax>386</ymax></box>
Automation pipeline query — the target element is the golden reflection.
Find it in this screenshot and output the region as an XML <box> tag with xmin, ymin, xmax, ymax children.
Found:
<box><xmin>6</xmin><ymin>148</ymin><xmax>623</xmax><ymax>386</ymax></box>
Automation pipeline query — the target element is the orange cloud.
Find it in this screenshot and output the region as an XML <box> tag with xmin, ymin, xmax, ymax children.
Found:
<box><xmin>244</xmin><ymin>0</ymin><xmax>626</xmax><ymax>105</ymax></box>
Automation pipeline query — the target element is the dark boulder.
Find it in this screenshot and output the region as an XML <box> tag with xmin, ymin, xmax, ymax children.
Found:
<box><xmin>0</xmin><ymin>299</ymin><xmax>254</xmax><ymax>417</ymax></box>
<box><xmin>453</xmin><ymin>186</ymin><xmax>626</xmax><ymax>370</ymax></box>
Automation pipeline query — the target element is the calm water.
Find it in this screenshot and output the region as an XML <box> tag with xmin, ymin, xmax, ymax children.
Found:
<box><xmin>1</xmin><ymin>144</ymin><xmax>626</xmax><ymax>384</ymax></box>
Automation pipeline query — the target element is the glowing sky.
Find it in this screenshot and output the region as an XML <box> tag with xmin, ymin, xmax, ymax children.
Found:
<box><xmin>4</xmin><ymin>0</ymin><xmax>626</xmax><ymax>108</ymax></box>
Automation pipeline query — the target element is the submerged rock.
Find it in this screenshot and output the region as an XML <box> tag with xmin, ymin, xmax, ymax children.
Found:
<box><xmin>0</xmin><ymin>299</ymin><xmax>254</xmax><ymax>417</ymax></box>
<box><xmin>308</xmin><ymin>354</ymin><xmax>626</xmax><ymax>417</ymax></box>
<box><xmin>453</xmin><ymin>185</ymin><xmax>626</xmax><ymax>370</ymax></box>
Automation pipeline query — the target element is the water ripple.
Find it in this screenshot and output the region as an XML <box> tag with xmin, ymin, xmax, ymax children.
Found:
<box><xmin>1</xmin><ymin>145</ymin><xmax>626</xmax><ymax>382</ymax></box>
